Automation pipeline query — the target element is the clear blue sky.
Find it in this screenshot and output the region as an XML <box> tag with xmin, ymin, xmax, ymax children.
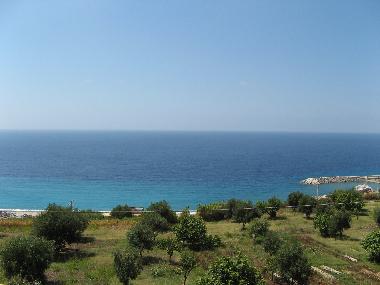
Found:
<box><xmin>0</xmin><ymin>0</ymin><xmax>379</xmax><ymax>132</ymax></box>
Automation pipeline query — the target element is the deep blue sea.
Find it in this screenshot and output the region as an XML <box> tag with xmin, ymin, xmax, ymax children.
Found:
<box><xmin>0</xmin><ymin>131</ymin><xmax>380</xmax><ymax>210</ymax></box>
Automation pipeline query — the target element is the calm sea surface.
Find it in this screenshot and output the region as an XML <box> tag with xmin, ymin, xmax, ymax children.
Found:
<box><xmin>0</xmin><ymin>131</ymin><xmax>379</xmax><ymax>210</ymax></box>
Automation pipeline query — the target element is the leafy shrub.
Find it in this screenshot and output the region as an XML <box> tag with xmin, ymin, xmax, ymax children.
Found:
<box><xmin>298</xmin><ymin>195</ymin><xmax>317</xmax><ymax>218</ymax></box>
<box><xmin>374</xmin><ymin>207</ymin><xmax>380</xmax><ymax>226</ymax></box>
<box><xmin>197</xmin><ymin>202</ymin><xmax>226</xmax><ymax>221</ymax></box>
<box><xmin>248</xmin><ymin>219</ymin><xmax>269</xmax><ymax>242</ymax></box>
<box><xmin>179</xmin><ymin>250</ymin><xmax>197</xmax><ymax>285</ymax></box>
<box><xmin>111</xmin><ymin>204</ymin><xmax>133</xmax><ymax>219</ymax></box>
<box><xmin>197</xmin><ymin>254</ymin><xmax>264</xmax><ymax>285</ymax></box>
<box><xmin>270</xmin><ymin>239</ymin><xmax>311</xmax><ymax>285</ymax></box>
<box><xmin>156</xmin><ymin>237</ymin><xmax>182</xmax><ymax>261</ymax></box>
<box><xmin>330</xmin><ymin>189</ymin><xmax>364</xmax><ymax>213</ymax></box>
<box><xmin>314</xmin><ymin>208</ymin><xmax>351</xmax><ymax>238</ymax></box>
<box><xmin>114</xmin><ymin>248</ymin><xmax>142</xmax><ymax>285</ymax></box>
<box><xmin>262</xmin><ymin>231</ymin><xmax>283</xmax><ymax>255</ymax></box>
<box><xmin>127</xmin><ymin>223</ymin><xmax>157</xmax><ymax>257</ymax></box>
<box><xmin>147</xmin><ymin>200</ymin><xmax>178</xmax><ymax>224</ymax></box>
<box><xmin>361</xmin><ymin>229</ymin><xmax>380</xmax><ymax>263</ymax></box>
<box><xmin>32</xmin><ymin>204</ymin><xmax>89</xmax><ymax>250</ymax></box>
<box><xmin>174</xmin><ymin>213</ymin><xmax>220</xmax><ymax>250</ymax></box>
<box><xmin>287</xmin><ymin>191</ymin><xmax>304</xmax><ymax>207</ymax></box>
<box><xmin>140</xmin><ymin>212</ymin><xmax>170</xmax><ymax>232</ymax></box>
<box><xmin>265</xmin><ymin>196</ymin><xmax>282</xmax><ymax>218</ymax></box>
<box><xmin>0</xmin><ymin>236</ymin><xmax>54</xmax><ymax>282</ymax></box>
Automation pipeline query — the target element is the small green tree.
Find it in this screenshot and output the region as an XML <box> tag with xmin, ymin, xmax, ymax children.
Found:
<box><xmin>113</xmin><ymin>248</ymin><xmax>142</xmax><ymax>285</ymax></box>
<box><xmin>127</xmin><ymin>223</ymin><xmax>157</xmax><ymax>257</ymax></box>
<box><xmin>110</xmin><ymin>204</ymin><xmax>133</xmax><ymax>219</ymax></box>
<box><xmin>156</xmin><ymin>237</ymin><xmax>182</xmax><ymax>261</ymax></box>
<box><xmin>298</xmin><ymin>195</ymin><xmax>317</xmax><ymax>218</ymax></box>
<box><xmin>233</xmin><ymin>207</ymin><xmax>261</xmax><ymax>230</ymax></box>
<box><xmin>248</xmin><ymin>219</ymin><xmax>269</xmax><ymax>242</ymax></box>
<box><xmin>179</xmin><ymin>250</ymin><xmax>197</xmax><ymax>285</ymax></box>
<box><xmin>361</xmin><ymin>229</ymin><xmax>380</xmax><ymax>263</ymax></box>
<box><xmin>265</xmin><ymin>197</ymin><xmax>282</xmax><ymax>219</ymax></box>
<box><xmin>175</xmin><ymin>212</ymin><xmax>220</xmax><ymax>250</ymax></box>
<box><xmin>330</xmin><ymin>189</ymin><xmax>364</xmax><ymax>213</ymax></box>
<box><xmin>271</xmin><ymin>239</ymin><xmax>311</xmax><ymax>284</ymax></box>
<box><xmin>226</xmin><ymin>199</ymin><xmax>254</xmax><ymax>219</ymax></box>
<box><xmin>147</xmin><ymin>200</ymin><xmax>177</xmax><ymax>224</ymax></box>
<box><xmin>32</xmin><ymin>204</ymin><xmax>89</xmax><ymax>250</ymax></box>
<box><xmin>140</xmin><ymin>212</ymin><xmax>170</xmax><ymax>232</ymax></box>
<box><xmin>287</xmin><ymin>191</ymin><xmax>304</xmax><ymax>207</ymax></box>
<box><xmin>314</xmin><ymin>208</ymin><xmax>351</xmax><ymax>238</ymax></box>
<box><xmin>175</xmin><ymin>214</ymin><xmax>207</xmax><ymax>250</ymax></box>
<box><xmin>0</xmin><ymin>236</ymin><xmax>54</xmax><ymax>282</ymax></box>
<box><xmin>197</xmin><ymin>254</ymin><xmax>264</xmax><ymax>285</ymax></box>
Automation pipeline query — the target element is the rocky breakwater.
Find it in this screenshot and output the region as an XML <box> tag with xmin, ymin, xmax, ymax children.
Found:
<box><xmin>301</xmin><ymin>176</ymin><xmax>362</xmax><ymax>185</ymax></box>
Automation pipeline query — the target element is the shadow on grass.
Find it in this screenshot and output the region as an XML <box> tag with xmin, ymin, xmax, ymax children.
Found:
<box><xmin>339</xmin><ymin>235</ymin><xmax>361</xmax><ymax>242</ymax></box>
<box><xmin>46</xmin><ymin>280</ymin><xmax>64</xmax><ymax>285</ymax></box>
<box><xmin>79</xmin><ymin>236</ymin><xmax>96</xmax><ymax>243</ymax></box>
<box><xmin>55</xmin><ymin>248</ymin><xmax>96</xmax><ymax>263</ymax></box>
<box><xmin>142</xmin><ymin>255</ymin><xmax>165</xmax><ymax>266</ymax></box>
<box><xmin>270</xmin><ymin>216</ymin><xmax>287</xmax><ymax>221</ymax></box>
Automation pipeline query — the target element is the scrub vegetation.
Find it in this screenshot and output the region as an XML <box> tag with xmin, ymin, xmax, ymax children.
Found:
<box><xmin>0</xmin><ymin>193</ymin><xmax>378</xmax><ymax>285</ymax></box>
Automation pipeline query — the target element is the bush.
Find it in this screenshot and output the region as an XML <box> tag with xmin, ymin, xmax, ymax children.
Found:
<box><xmin>179</xmin><ymin>250</ymin><xmax>197</xmax><ymax>285</ymax></box>
<box><xmin>262</xmin><ymin>231</ymin><xmax>283</xmax><ymax>255</ymax></box>
<box><xmin>127</xmin><ymin>223</ymin><xmax>157</xmax><ymax>257</ymax></box>
<box><xmin>174</xmin><ymin>213</ymin><xmax>220</xmax><ymax>250</ymax></box>
<box><xmin>197</xmin><ymin>254</ymin><xmax>264</xmax><ymax>285</ymax></box>
<box><xmin>0</xmin><ymin>236</ymin><xmax>54</xmax><ymax>282</ymax></box>
<box><xmin>114</xmin><ymin>248</ymin><xmax>143</xmax><ymax>285</ymax></box>
<box><xmin>248</xmin><ymin>219</ymin><xmax>269</xmax><ymax>242</ymax></box>
<box><xmin>265</xmin><ymin>197</ymin><xmax>282</xmax><ymax>219</ymax></box>
<box><xmin>111</xmin><ymin>204</ymin><xmax>133</xmax><ymax>219</ymax></box>
<box><xmin>374</xmin><ymin>207</ymin><xmax>380</xmax><ymax>226</ymax></box>
<box><xmin>361</xmin><ymin>229</ymin><xmax>380</xmax><ymax>263</ymax></box>
<box><xmin>32</xmin><ymin>204</ymin><xmax>89</xmax><ymax>250</ymax></box>
<box><xmin>140</xmin><ymin>212</ymin><xmax>170</xmax><ymax>232</ymax></box>
<box><xmin>270</xmin><ymin>239</ymin><xmax>311</xmax><ymax>284</ymax></box>
<box><xmin>287</xmin><ymin>191</ymin><xmax>304</xmax><ymax>207</ymax></box>
<box><xmin>330</xmin><ymin>189</ymin><xmax>364</xmax><ymax>213</ymax></box>
<box><xmin>314</xmin><ymin>208</ymin><xmax>351</xmax><ymax>238</ymax></box>
<box><xmin>147</xmin><ymin>200</ymin><xmax>177</xmax><ymax>224</ymax></box>
<box><xmin>298</xmin><ymin>195</ymin><xmax>317</xmax><ymax>218</ymax></box>
<box><xmin>197</xmin><ymin>202</ymin><xmax>226</xmax><ymax>221</ymax></box>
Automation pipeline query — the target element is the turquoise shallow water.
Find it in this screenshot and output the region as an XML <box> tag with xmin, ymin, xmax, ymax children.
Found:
<box><xmin>0</xmin><ymin>131</ymin><xmax>379</xmax><ymax>210</ymax></box>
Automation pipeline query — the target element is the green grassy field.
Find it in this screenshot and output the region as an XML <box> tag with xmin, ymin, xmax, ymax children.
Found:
<box><xmin>0</xmin><ymin>202</ymin><xmax>379</xmax><ymax>285</ymax></box>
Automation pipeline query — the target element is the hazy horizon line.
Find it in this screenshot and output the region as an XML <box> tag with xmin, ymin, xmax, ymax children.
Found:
<box><xmin>1</xmin><ymin>129</ymin><xmax>380</xmax><ymax>135</ymax></box>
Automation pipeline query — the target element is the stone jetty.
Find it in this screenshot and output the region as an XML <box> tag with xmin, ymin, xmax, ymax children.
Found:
<box><xmin>301</xmin><ymin>175</ymin><xmax>380</xmax><ymax>185</ymax></box>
